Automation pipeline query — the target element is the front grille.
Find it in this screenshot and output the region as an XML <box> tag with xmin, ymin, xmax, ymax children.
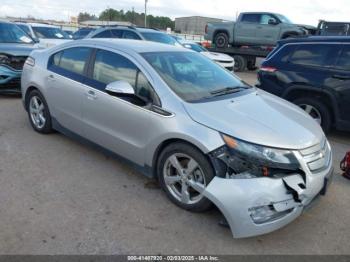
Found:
<box><xmin>0</xmin><ymin>78</ymin><xmax>21</xmax><ymax>90</ymax></box>
<box><xmin>299</xmin><ymin>138</ymin><xmax>331</xmax><ymax>173</ymax></box>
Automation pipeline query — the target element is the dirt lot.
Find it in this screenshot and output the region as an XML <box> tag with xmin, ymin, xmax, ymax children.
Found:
<box><xmin>0</xmin><ymin>71</ymin><xmax>349</xmax><ymax>255</ymax></box>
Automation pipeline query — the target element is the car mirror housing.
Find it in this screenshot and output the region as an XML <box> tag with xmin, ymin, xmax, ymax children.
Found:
<box><xmin>105</xmin><ymin>81</ymin><xmax>135</xmax><ymax>96</ymax></box>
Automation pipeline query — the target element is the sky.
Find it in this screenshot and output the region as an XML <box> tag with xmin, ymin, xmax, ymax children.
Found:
<box><xmin>0</xmin><ymin>0</ymin><xmax>349</xmax><ymax>26</ymax></box>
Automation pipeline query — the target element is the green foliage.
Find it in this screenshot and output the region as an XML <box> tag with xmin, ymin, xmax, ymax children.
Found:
<box><xmin>98</xmin><ymin>8</ymin><xmax>174</xmax><ymax>29</ymax></box>
<box><xmin>77</xmin><ymin>12</ymin><xmax>98</xmax><ymax>22</ymax></box>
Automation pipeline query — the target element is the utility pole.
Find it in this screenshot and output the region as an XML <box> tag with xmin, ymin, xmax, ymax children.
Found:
<box><xmin>144</xmin><ymin>0</ymin><xmax>148</xmax><ymax>27</ymax></box>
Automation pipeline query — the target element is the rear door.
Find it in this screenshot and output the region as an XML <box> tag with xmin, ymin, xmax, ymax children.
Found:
<box><xmin>46</xmin><ymin>47</ymin><xmax>92</xmax><ymax>135</ymax></box>
<box><xmin>255</xmin><ymin>14</ymin><xmax>281</xmax><ymax>45</ymax></box>
<box><xmin>328</xmin><ymin>44</ymin><xmax>350</xmax><ymax>124</ymax></box>
<box><xmin>234</xmin><ymin>14</ymin><xmax>260</xmax><ymax>45</ymax></box>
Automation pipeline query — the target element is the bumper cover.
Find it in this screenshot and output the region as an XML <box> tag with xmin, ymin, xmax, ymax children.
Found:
<box><xmin>0</xmin><ymin>65</ymin><xmax>22</xmax><ymax>93</ymax></box>
<box><xmin>203</xmin><ymin>164</ymin><xmax>333</xmax><ymax>238</ymax></box>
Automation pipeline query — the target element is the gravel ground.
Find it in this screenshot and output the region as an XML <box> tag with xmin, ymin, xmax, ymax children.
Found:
<box><xmin>0</xmin><ymin>72</ymin><xmax>349</xmax><ymax>255</ymax></box>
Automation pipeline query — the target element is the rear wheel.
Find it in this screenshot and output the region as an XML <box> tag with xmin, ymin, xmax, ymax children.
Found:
<box><xmin>214</xmin><ymin>32</ymin><xmax>229</xmax><ymax>48</ymax></box>
<box><xmin>293</xmin><ymin>97</ymin><xmax>332</xmax><ymax>133</ymax></box>
<box><xmin>157</xmin><ymin>143</ymin><xmax>214</xmax><ymax>212</ymax></box>
<box><xmin>233</xmin><ymin>55</ymin><xmax>247</xmax><ymax>72</ymax></box>
<box><xmin>27</xmin><ymin>90</ymin><xmax>53</xmax><ymax>134</ymax></box>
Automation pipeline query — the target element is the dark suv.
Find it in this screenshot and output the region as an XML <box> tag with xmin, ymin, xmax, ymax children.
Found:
<box><xmin>258</xmin><ymin>36</ymin><xmax>350</xmax><ymax>133</ymax></box>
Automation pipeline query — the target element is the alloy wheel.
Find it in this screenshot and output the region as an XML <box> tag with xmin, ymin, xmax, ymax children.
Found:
<box><xmin>298</xmin><ymin>104</ymin><xmax>322</xmax><ymax>125</ymax></box>
<box><xmin>29</xmin><ymin>95</ymin><xmax>46</xmax><ymax>129</ymax></box>
<box><xmin>163</xmin><ymin>153</ymin><xmax>206</xmax><ymax>205</ymax></box>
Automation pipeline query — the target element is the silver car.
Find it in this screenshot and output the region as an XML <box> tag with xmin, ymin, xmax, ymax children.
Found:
<box><xmin>21</xmin><ymin>39</ymin><xmax>333</xmax><ymax>238</ymax></box>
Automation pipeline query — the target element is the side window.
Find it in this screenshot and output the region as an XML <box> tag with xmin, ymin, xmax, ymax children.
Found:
<box><xmin>123</xmin><ymin>31</ymin><xmax>141</xmax><ymax>40</ymax></box>
<box><xmin>335</xmin><ymin>46</ymin><xmax>350</xmax><ymax>71</ymax></box>
<box><xmin>92</xmin><ymin>49</ymin><xmax>157</xmax><ymax>105</ymax></box>
<box><xmin>93</xmin><ymin>30</ymin><xmax>112</xmax><ymax>38</ymax></box>
<box><xmin>52</xmin><ymin>51</ymin><xmax>62</xmax><ymax>66</ymax></box>
<box><xmin>59</xmin><ymin>47</ymin><xmax>90</xmax><ymax>75</ymax></box>
<box><xmin>260</xmin><ymin>14</ymin><xmax>276</xmax><ymax>25</ymax></box>
<box><xmin>110</xmin><ymin>29</ymin><xmax>123</xmax><ymax>38</ymax></box>
<box><xmin>289</xmin><ymin>44</ymin><xmax>336</xmax><ymax>67</ymax></box>
<box><xmin>241</xmin><ymin>14</ymin><xmax>261</xmax><ymax>23</ymax></box>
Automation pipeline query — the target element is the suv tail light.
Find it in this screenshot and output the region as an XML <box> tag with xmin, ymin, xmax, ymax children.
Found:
<box><xmin>205</xmin><ymin>25</ymin><xmax>208</xmax><ymax>34</ymax></box>
<box><xmin>260</xmin><ymin>66</ymin><xmax>277</xmax><ymax>73</ymax></box>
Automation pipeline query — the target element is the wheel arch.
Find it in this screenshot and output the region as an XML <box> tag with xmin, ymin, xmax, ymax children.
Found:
<box><xmin>283</xmin><ymin>86</ymin><xmax>338</xmax><ymax>122</ymax></box>
<box><xmin>24</xmin><ymin>85</ymin><xmax>40</xmax><ymax>111</ymax></box>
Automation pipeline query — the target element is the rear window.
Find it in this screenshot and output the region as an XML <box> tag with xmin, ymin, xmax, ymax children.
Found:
<box><xmin>50</xmin><ymin>47</ymin><xmax>90</xmax><ymax>75</ymax></box>
<box><xmin>289</xmin><ymin>44</ymin><xmax>336</xmax><ymax>67</ymax></box>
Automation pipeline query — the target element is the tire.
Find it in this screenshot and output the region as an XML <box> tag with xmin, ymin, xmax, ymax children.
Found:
<box><xmin>233</xmin><ymin>55</ymin><xmax>247</xmax><ymax>72</ymax></box>
<box><xmin>214</xmin><ymin>32</ymin><xmax>229</xmax><ymax>48</ymax></box>
<box><xmin>293</xmin><ymin>97</ymin><xmax>332</xmax><ymax>133</ymax></box>
<box><xmin>157</xmin><ymin>142</ymin><xmax>214</xmax><ymax>212</ymax></box>
<box><xmin>27</xmin><ymin>89</ymin><xmax>53</xmax><ymax>134</ymax></box>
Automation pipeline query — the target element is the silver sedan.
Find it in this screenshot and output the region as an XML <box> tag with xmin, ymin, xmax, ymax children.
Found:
<box><xmin>21</xmin><ymin>39</ymin><xmax>333</xmax><ymax>238</ymax></box>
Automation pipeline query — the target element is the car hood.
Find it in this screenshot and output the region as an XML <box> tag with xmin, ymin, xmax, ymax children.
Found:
<box><xmin>201</xmin><ymin>51</ymin><xmax>233</xmax><ymax>62</ymax></box>
<box><xmin>183</xmin><ymin>88</ymin><xmax>324</xmax><ymax>150</ymax></box>
<box><xmin>0</xmin><ymin>43</ymin><xmax>37</xmax><ymax>56</ymax></box>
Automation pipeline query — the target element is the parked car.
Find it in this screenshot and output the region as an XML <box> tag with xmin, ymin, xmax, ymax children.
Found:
<box><xmin>317</xmin><ymin>20</ymin><xmax>350</xmax><ymax>36</ymax></box>
<box><xmin>21</xmin><ymin>39</ymin><xmax>333</xmax><ymax>238</ymax></box>
<box><xmin>0</xmin><ymin>21</ymin><xmax>37</xmax><ymax>94</ymax></box>
<box><xmin>181</xmin><ymin>40</ymin><xmax>235</xmax><ymax>71</ymax></box>
<box><xmin>205</xmin><ymin>12</ymin><xmax>316</xmax><ymax>48</ymax></box>
<box><xmin>85</xmin><ymin>26</ymin><xmax>182</xmax><ymax>46</ymax></box>
<box><xmin>15</xmin><ymin>22</ymin><xmax>71</xmax><ymax>48</ymax></box>
<box><xmin>258</xmin><ymin>36</ymin><xmax>350</xmax><ymax>133</ymax></box>
<box><xmin>72</xmin><ymin>27</ymin><xmax>95</xmax><ymax>40</ymax></box>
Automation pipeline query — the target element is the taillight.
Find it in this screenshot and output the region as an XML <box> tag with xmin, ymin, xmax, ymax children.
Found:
<box><xmin>25</xmin><ymin>56</ymin><xmax>35</xmax><ymax>67</ymax></box>
<box><xmin>205</xmin><ymin>25</ymin><xmax>208</xmax><ymax>34</ymax></box>
<box><xmin>259</xmin><ymin>66</ymin><xmax>277</xmax><ymax>73</ymax></box>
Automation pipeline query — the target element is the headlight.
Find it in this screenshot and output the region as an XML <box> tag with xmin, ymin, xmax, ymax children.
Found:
<box><xmin>0</xmin><ymin>54</ymin><xmax>10</xmax><ymax>65</ymax></box>
<box><xmin>221</xmin><ymin>134</ymin><xmax>300</xmax><ymax>172</ymax></box>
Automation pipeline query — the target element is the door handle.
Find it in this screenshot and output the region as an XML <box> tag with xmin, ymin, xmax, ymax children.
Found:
<box><xmin>332</xmin><ymin>74</ymin><xmax>350</xmax><ymax>80</ymax></box>
<box><xmin>86</xmin><ymin>90</ymin><xmax>97</xmax><ymax>100</ymax></box>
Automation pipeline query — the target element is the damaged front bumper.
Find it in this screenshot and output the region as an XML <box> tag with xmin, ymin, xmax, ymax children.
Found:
<box><xmin>0</xmin><ymin>65</ymin><xmax>22</xmax><ymax>94</ymax></box>
<box><xmin>203</xmin><ymin>140</ymin><xmax>333</xmax><ymax>238</ymax></box>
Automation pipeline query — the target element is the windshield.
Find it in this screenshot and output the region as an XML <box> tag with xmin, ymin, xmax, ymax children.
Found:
<box><xmin>33</xmin><ymin>26</ymin><xmax>70</xmax><ymax>39</ymax></box>
<box><xmin>275</xmin><ymin>14</ymin><xmax>293</xmax><ymax>24</ymax></box>
<box><xmin>184</xmin><ymin>43</ymin><xmax>207</xmax><ymax>52</ymax></box>
<box><xmin>142</xmin><ymin>52</ymin><xmax>246</xmax><ymax>102</ymax></box>
<box><xmin>141</xmin><ymin>32</ymin><xmax>178</xmax><ymax>46</ymax></box>
<box><xmin>0</xmin><ymin>23</ymin><xmax>34</xmax><ymax>44</ymax></box>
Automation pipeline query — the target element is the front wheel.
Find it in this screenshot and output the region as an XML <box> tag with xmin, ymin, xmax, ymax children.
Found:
<box><xmin>157</xmin><ymin>143</ymin><xmax>214</xmax><ymax>212</ymax></box>
<box><xmin>214</xmin><ymin>32</ymin><xmax>229</xmax><ymax>48</ymax></box>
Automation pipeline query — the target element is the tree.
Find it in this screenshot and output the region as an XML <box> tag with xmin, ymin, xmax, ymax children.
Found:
<box><xmin>77</xmin><ymin>12</ymin><xmax>97</xmax><ymax>22</ymax></box>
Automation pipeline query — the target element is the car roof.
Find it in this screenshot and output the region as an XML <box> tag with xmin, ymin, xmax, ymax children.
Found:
<box><xmin>26</xmin><ymin>23</ymin><xmax>59</xmax><ymax>28</ymax></box>
<box><xmin>279</xmin><ymin>36</ymin><xmax>350</xmax><ymax>45</ymax></box>
<box><xmin>77</xmin><ymin>38</ymin><xmax>187</xmax><ymax>53</ymax></box>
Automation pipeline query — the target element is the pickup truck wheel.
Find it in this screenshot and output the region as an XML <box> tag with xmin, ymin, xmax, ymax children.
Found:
<box><xmin>293</xmin><ymin>97</ymin><xmax>332</xmax><ymax>133</ymax></box>
<box><xmin>233</xmin><ymin>55</ymin><xmax>247</xmax><ymax>72</ymax></box>
<box><xmin>214</xmin><ymin>32</ymin><xmax>229</xmax><ymax>48</ymax></box>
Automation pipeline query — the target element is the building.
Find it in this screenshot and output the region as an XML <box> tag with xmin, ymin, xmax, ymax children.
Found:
<box><xmin>175</xmin><ymin>16</ymin><xmax>225</xmax><ymax>35</ymax></box>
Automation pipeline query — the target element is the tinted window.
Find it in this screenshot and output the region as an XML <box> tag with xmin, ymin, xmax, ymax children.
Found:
<box><xmin>141</xmin><ymin>32</ymin><xmax>178</xmax><ymax>45</ymax></box>
<box><xmin>58</xmin><ymin>47</ymin><xmax>90</xmax><ymax>75</ymax></box>
<box><xmin>93</xmin><ymin>30</ymin><xmax>112</xmax><ymax>38</ymax></box>
<box><xmin>241</xmin><ymin>14</ymin><xmax>260</xmax><ymax>23</ymax></box>
<box><xmin>93</xmin><ymin>49</ymin><xmax>156</xmax><ymax>103</ymax></box>
<box><xmin>111</xmin><ymin>29</ymin><xmax>123</xmax><ymax>38</ymax></box>
<box><xmin>52</xmin><ymin>52</ymin><xmax>62</xmax><ymax>66</ymax></box>
<box><xmin>32</xmin><ymin>26</ymin><xmax>70</xmax><ymax>39</ymax></box>
<box><xmin>335</xmin><ymin>45</ymin><xmax>350</xmax><ymax>70</ymax></box>
<box><xmin>289</xmin><ymin>44</ymin><xmax>335</xmax><ymax>67</ymax></box>
<box><xmin>123</xmin><ymin>31</ymin><xmax>141</xmax><ymax>40</ymax></box>
<box><xmin>17</xmin><ymin>24</ymin><xmax>31</xmax><ymax>36</ymax></box>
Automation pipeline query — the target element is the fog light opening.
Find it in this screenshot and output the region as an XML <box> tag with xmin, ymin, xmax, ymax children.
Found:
<box><xmin>249</xmin><ymin>205</ymin><xmax>293</xmax><ymax>224</ymax></box>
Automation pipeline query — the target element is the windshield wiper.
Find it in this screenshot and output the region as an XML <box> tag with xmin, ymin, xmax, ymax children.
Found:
<box><xmin>210</xmin><ymin>86</ymin><xmax>249</xmax><ymax>97</ymax></box>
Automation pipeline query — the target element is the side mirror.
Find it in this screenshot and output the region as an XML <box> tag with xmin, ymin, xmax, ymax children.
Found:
<box><xmin>268</xmin><ymin>19</ymin><xmax>279</xmax><ymax>25</ymax></box>
<box><xmin>105</xmin><ymin>80</ymin><xmax>135</xmax><ymax>96</ymax></box>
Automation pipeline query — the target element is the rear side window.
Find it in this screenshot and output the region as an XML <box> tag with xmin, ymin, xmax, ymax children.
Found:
<box><xmin>123</xmin><ymin>31</ymin><xmax>141</xmax><ymax>40</ymax></box>
<box><xmin>335</xmin><ymin>45</ymin><xmax>350</xmax><ymax>71</ymax></box>
<box><xmin>110</xmin><ymin>29</ymin><xmax>123</xmax><ymax>38</ymax></box>
<box><xmin>289</xmin><ymin>44</ymin><xmax>336</xmax><ymax>67</ymax></box>
<box><xmin>52</xmin><ymin>47</ymin><xmax>90</xmax><ymax>75</ymax></box>
<box><xmin>241</xmin><ymin>14</ymin><xmax>261</xmax><ymax>23</ymax></box>
<box><xmin>93</xmin><ymin>30</ymin><xmax>112</xmax><ymax>38</ymax></box>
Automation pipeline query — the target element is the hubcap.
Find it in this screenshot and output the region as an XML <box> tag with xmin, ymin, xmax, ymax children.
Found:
<box><xmin>299</xmin><ymin>104</ymin><xmax>322</xmax><ymax>125</ymax></box>
<box><xmin>29</xmin><ymin>96</ymin><xmax>46</xmax><ymax>129</ymax></box>
<box><xmin>163</xmin><ymin>153</ymin><xmax>206</xmax><ymax>205</ymax></box>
